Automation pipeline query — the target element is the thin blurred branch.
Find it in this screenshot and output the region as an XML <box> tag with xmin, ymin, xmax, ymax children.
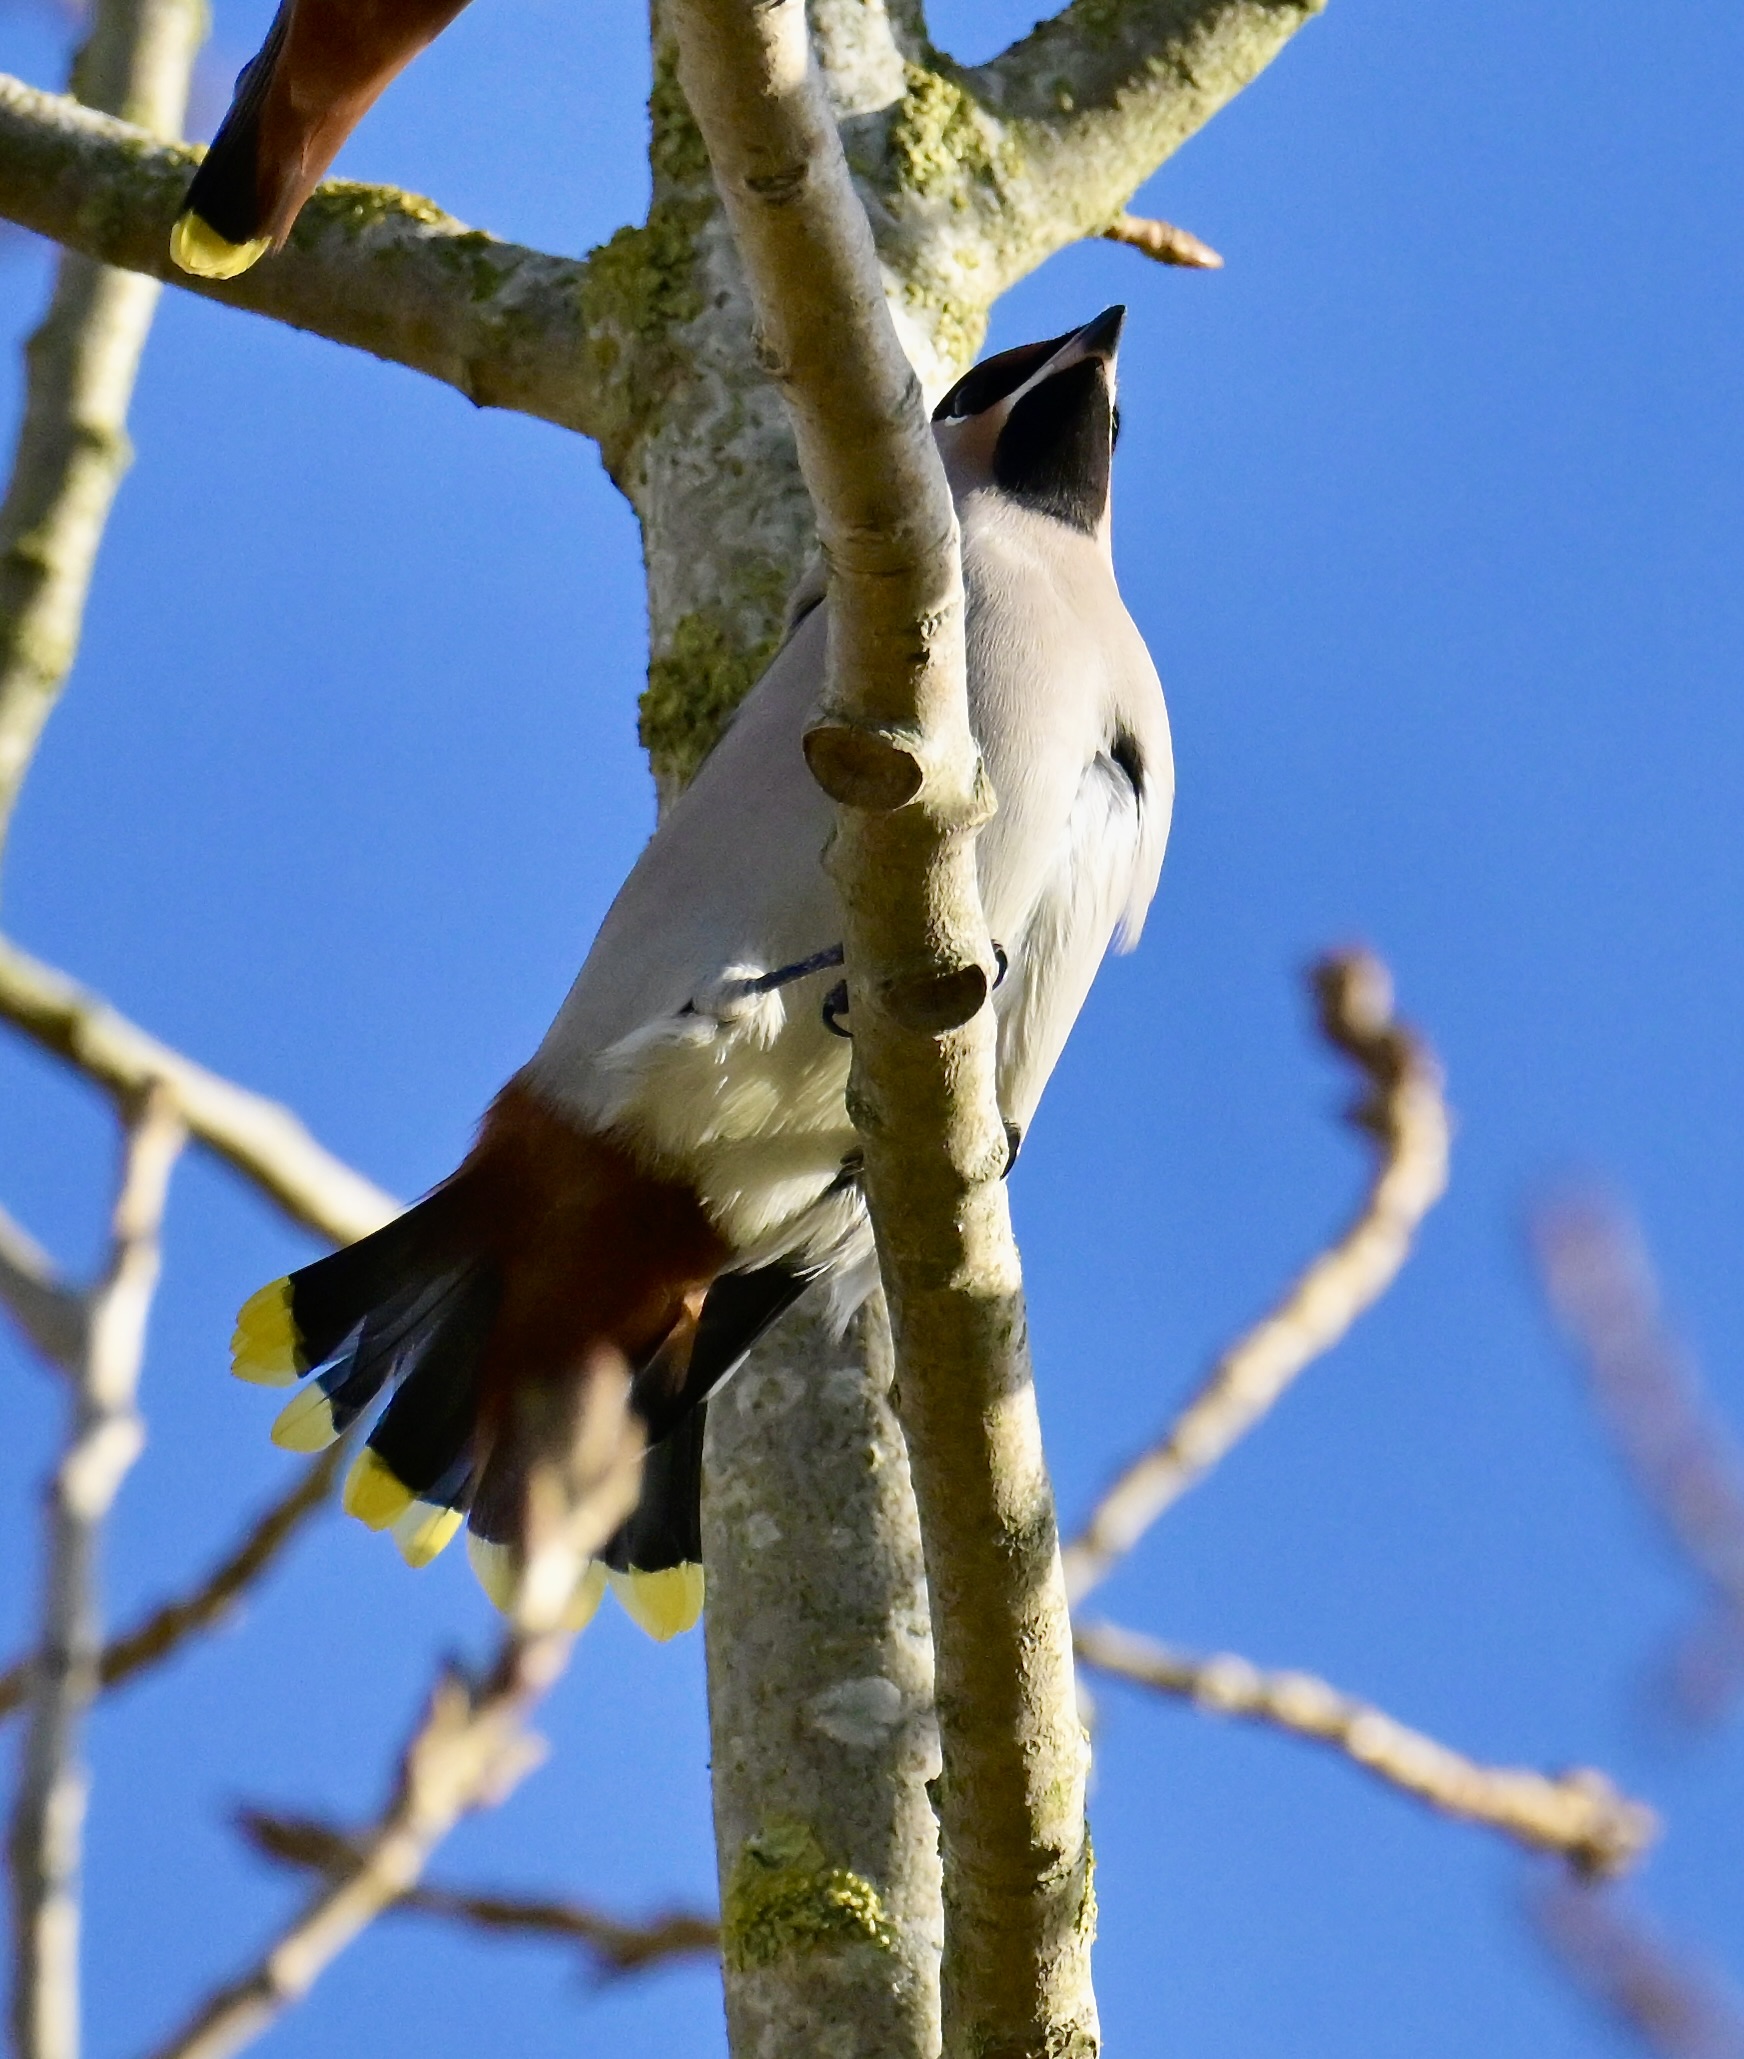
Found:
<box><xmin>136</xmin><ymin>1370</ymin><xmax>642</xmax><ymax>2059</ymax></box>
<box><xmin>0</xmin><ymin>935</ymin><xmax>398</xmax><ymax>1244</ymax></box>
<box><xmin>0</xmin><ymin>0</ymin><xmax>205</xmax><ymax>879</ymax></box>
<box><xmin>139</xmin><ymin>1633</ymin><xmax>568</xmax><ymax>2059</ymax></box>
<box><xmin>1531</xmin><ymin>1877</ymin><xmax>1744</xmax><ymax>2059</ymax></box>
<box><xmin>9</xmin><ymin>1088</ymin><xmax>184</xmax><ymax>2059</ymax></box>
<box><xmin>1100</xmin><ymin>212</ymin><xmax>1224</xmax><ymax>268</ymax></box>
<box><xmin>1534</xmin><ymin>1193</ymin><xmax>1744</xmax><ymax>1722</ymax></box>
<box><xmin>1063</xmin><ymin>950</ymin><xmax>1450</xmax><ymax>1604</ymax></box>
<box><xmin>0</xmin><ymin>1200</ymin><xmax>84</xmax><ymax>1370</ymax></box>
<box><xmin>0</xmin><ymin>1445</ymin><xmax>346</xmax><ymax>1722</ymax></box>
<box><xmin>1076</xmin><ymin>1619</ymin><xmax>1656</xmax><ymax>1877</ymax></box>
<box><xmin>237</xmin><ymin>1812</ymin><xmax>720</xmax><ymax>1979</ymax></box>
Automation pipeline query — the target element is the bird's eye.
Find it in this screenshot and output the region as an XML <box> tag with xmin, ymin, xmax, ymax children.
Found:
<box><xmin>1110</xmin><ymin>403</ymin><xmax>1122</xmax><ymax>450</ymax></box>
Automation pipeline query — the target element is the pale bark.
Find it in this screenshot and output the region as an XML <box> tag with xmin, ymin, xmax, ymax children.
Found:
<box><xmin>703</xmin><ymin>1299</ymin><xmax>943</xmax><ymax>2057</ymax></box>
<box><xmin>0</xmin><ymin>936</ymin><xmax>398</xmax><ymax>1245</ymax></box>
<box><xmin>8</xmin><ymin>1093</ymin><xmax>184</xmax><ymax>2059</ymax></box>
<box><xmin>673</xmin><ymin>5</ymin><xmax>1093</xmax><ymax>2052</ymax></box>
<box><xmin>0</xmin><ymin>0</ymin><xmax>203</xmax><ymax>874</ymax></box>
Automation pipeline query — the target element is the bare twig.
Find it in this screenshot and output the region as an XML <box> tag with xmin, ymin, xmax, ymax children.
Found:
<box><xmin>0</xmin><ymin>0</ymin><xmax>204</xmax><ymax>876</ymax></box>
<box><xmin>671</xmin><ymin>2</ymin><xmax>1092</xmax><ymax>2050</ymax></box>
<box><xmin>237</xmin><ymin>1811</ymin><xmax>720</xmax><ymax>1979</ymax></box>
<box><xmin>1531</xmin><ymin>1877</ymin><xmax>1744</xmax><ymax>2059</ymax></box>
<box><xmin>9</xmin><ymin>1089</ymin><xmax>185</xmax><ymax>2059</ymax></box>
<box><xmin>1063</xmin><ymin>950</ymin><xmax>1450</xmax><ymax>1604</ymax></box>
<box><xmin>0</xmin><ymin>1200</ymin><xmax>84</xmax><ymax>1370</ymax></box>
<box><xmin>1076</xmin><ymin>1620</ymin><xmax>1656</xmax><ymax>1877</ymax></box>
<box><xmin>137</xmin><ymin>1379</ymin><xmax>641</xmax><ymax>2059</ymax></box>
<box><xmin>1534</xmin><ymin>1193</ymin><xmax>1744</xmax><ymax>1720</ymax></box>
<box><xmin>1100</xmin><ymin>212</ymin><xmax>1224</xmax><ymax>267</ymax></box>
<box><xmin>0</xmin><ymin>935</ymin><xmax>397</xmax><ymax>1244</ymax></box>
<box><xmin>0</xmin><ymin>1445</ymin><xmax>346</xmax><ymax>1723</ymax></box>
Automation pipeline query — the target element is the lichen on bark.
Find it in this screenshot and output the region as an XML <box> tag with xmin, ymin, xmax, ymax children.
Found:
<box><xmin>722</xmin><ymin>1817</ymin><xmax>898</xmax><ymax>1971</ymax></box>
<box><xmin>638</xmin><ymin>601</ymin><xmax>782</xmax><ymax>788</ymax></box>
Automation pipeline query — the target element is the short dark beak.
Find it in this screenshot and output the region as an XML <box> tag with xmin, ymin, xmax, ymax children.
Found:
<box><xmin>1070</xmin><ymin>304</ymin><xmax>1126</xmax><ymax>363</ymax></box>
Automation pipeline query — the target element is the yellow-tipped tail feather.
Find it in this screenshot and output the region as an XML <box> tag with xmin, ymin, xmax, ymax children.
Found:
<box><xmin>609</xmin><ymin>1564</ymin><xmax>705</xmax><ymax>1642</ymax></box>
<box><xmin>231</xmin><ymin>1278</ymin><xmax>302</xmax><ymax>1386</ymax></box>
<box><xmin>392</xmin><ymin>1501</ymin><xmax>465</xmax><ymax>1569</ymax></box>
<box><xmin>465</xmin><ymin>1537</ymin><xmax>608</xmax><ymax>1630</ymax></box>
<box><xmin>467</xmin><ymin>1533</ymin><xmax>518</xmax><ymax>1612</ymax></box>
<box><xmin>269</xmin><ymin>1384</ymin><xmax>340</xmax><ymax>1452</ymax></box>
<box><xmin>562</xmin><ymin>1560</ymin><xmax>608</xmax><ymax>1632</ymax></box>
<box><xmin>342</xmin><ymin>1448</ymin><xmax>415</xmax><ymax>1532</ymax></box>
<box><xmin>170</xmin><ymin>212</ymin><xmax>271</xmax><ymax>280</ymax></box>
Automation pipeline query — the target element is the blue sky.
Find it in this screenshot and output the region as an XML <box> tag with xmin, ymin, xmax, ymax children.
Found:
<box><xmin>2</xmin><ymin>0</ymin><xmax>1742</xmax><ymax>2054</ymax></box>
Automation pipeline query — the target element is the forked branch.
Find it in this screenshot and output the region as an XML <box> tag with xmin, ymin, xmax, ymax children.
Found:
<box><xmin>1064</xmin><ymin>949</ymin><xmax>1449</xmax><ymax>1603</ymax></box>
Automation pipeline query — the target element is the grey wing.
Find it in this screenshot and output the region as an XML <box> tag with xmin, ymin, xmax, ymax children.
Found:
<box><xmin>994</xmin><ymin>728</ymin><xmax>1173</xmax><ymax>1138</ymax></box>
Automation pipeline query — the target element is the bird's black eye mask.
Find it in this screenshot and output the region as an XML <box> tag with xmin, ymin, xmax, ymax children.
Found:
<box><xmin>990</xmin><ymin>359</ymin><xmax>1114</xmax><ymax>534</ymax></box>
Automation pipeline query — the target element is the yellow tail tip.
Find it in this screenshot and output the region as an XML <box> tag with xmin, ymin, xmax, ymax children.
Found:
<box><xmin>231</xmin><ymin>1277</ymin><xmax>301</xmax><ymax>1386</ymax></box>
<box><xmin>269</xmin><ymin>1384</ymin><xmax>340</xmax><ymax>1453</ymax></box>
<box><xmin>392</xmin><ymin>1501</ymin><xmax>465</xmax><ymax>1569</ymax></box>
<box><xmin>170</xmin><ymin>212</ymin><xmax>270</xmax><ymax>280</ymax></box>
<box><xmin>562</xmin><ymin>1559</ymin><xmax>608</xmax><ymax>1632</ymax></box>
<box><xmin>466</xmin><ymin>1533</ymin><xmax>519</xmax><ymax>1613</ymax></box>
<box><xmin>342</xmin><ymin>1448</ymin><xmax>414</xmax><ymax>1532</ymax></box>
<box><xmin>609</xmin><ymin>1564</ymin><xmax>705</xmax><ymax>1642</ymax></box>
<box><xmin>463</xmin><ymin>1538</ymin><xmax>607</xmax><ymax>1629</ymax></box>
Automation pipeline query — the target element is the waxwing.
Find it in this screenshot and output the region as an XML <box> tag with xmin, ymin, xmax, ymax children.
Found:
<box><xmin>230</xmin><ymin>306</ymin><xmax>1174</xmax><ymax>1640</ymax></box>
<box><xmin>171</xmin><ymin>0</ymin><xmax>474</xmax><ymax>279</ymax></box>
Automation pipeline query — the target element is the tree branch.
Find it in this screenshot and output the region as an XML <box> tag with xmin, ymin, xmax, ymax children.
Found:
<box><xmin>0</xmin><ymin>1201</ymin><xmax>85</xmax><ymax>1371</ymax></box>
<box><xmin>0</xmin><ymin>935</ymin><xmax>397</xmax><ymax>1245</ymax></box>
<box><xmin>0</xmin><ymin>1445</ymin><xmax>346</xmax><ymax>1723</ymax></box>
<box><xmin>1076</xmin><ymin>1620</ymin><xmax>1656</xmax><ymax>1877</ymax></box>
<box><xmin>1530</xmin><ymin>1877</ymin><xmax>1744</xmax><ymax>2059</ymax></box>
<box><xmin>0</xmin><ymin>0</ymin><xmax>204</xmax><ymax>878</ymax></box>
<box><xmin>1063</xmin><ymin>950</ymin><xmax>1449</xmax><ymax>1604</ymax></box>
<box><xmin>670</xmin><ymin>3</ymin><xmax>1092</xmax><ymax>2052</ymax></box>
<box><xmin>9</xmin><ymin>1088</ymin><xmax>185</xmax><ymax>2059</ymax></box>
<box><xmin>0</xmin><ymin>74</ymin><xmax>626</xmax><ymax>447</ymax></box>
<box><xmin>236</xmin><ymin>1811</ymin><xmax>720</xmax><ymax>1979</ymax></box>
